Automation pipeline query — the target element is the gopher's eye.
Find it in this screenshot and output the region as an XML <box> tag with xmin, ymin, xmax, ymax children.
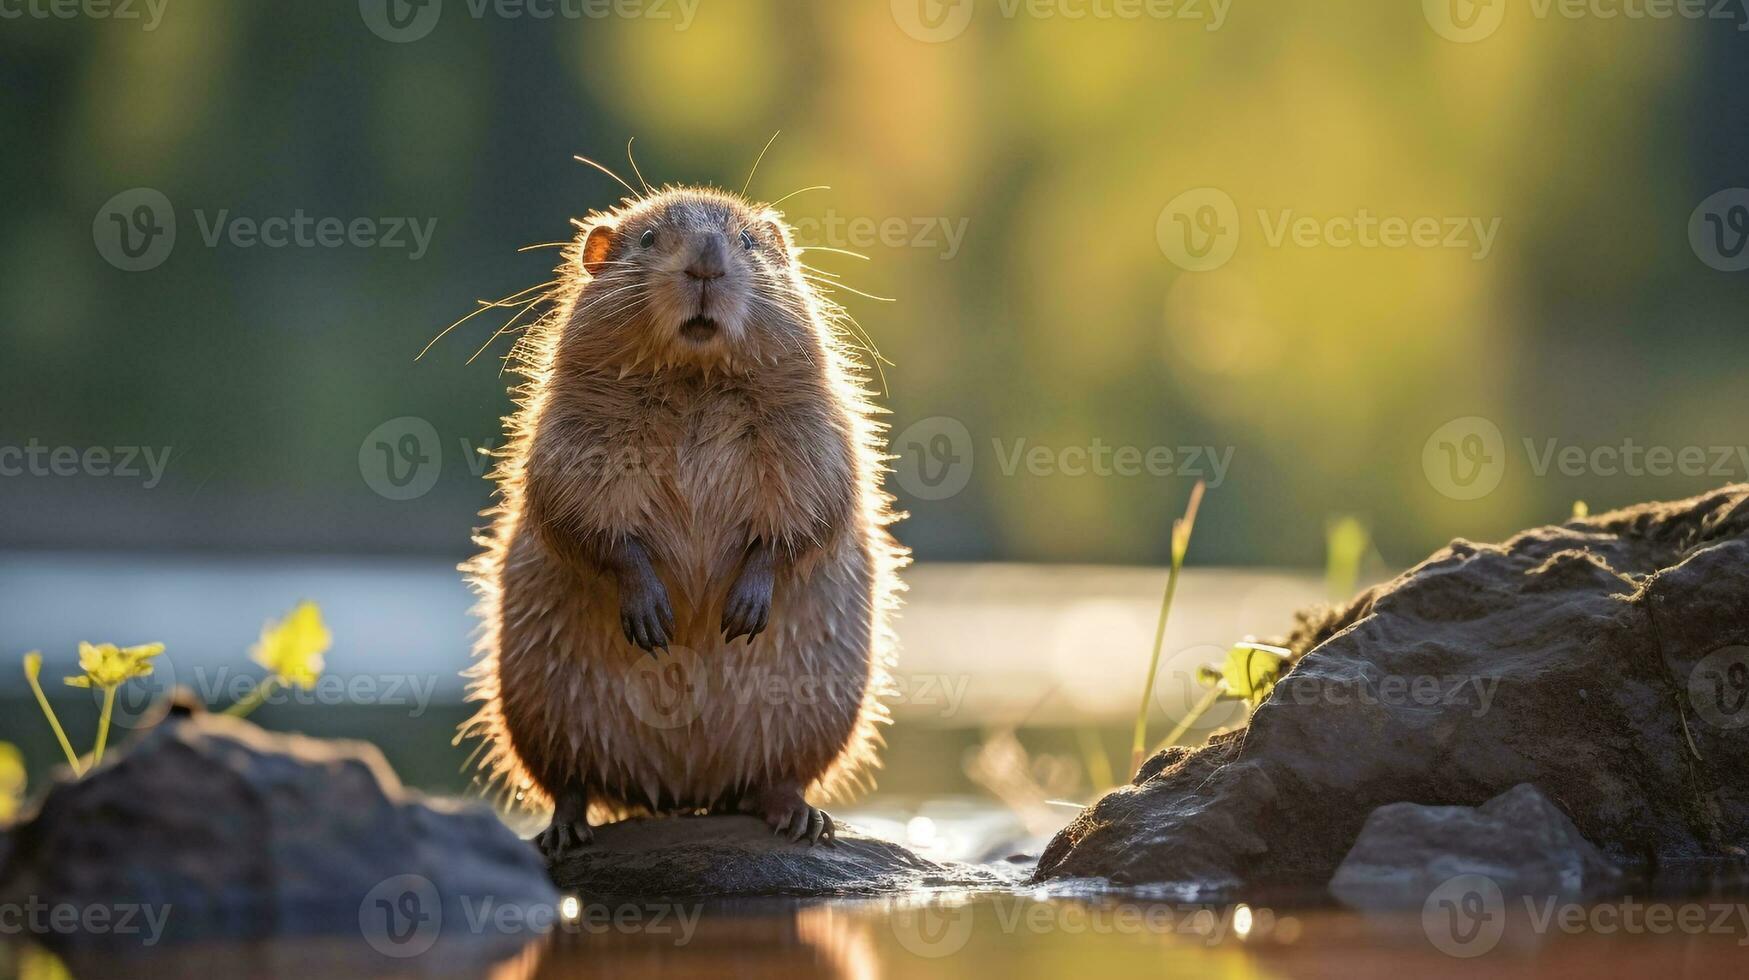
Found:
<box><xmin>740</xmin><ymin>229</ymin><xmax>756</xmax><ymax>250</ymax></box>
<box><xmin>639</xmin><ymin>229</ymin><xmax>656</xmax><ymax>249</ymax></box>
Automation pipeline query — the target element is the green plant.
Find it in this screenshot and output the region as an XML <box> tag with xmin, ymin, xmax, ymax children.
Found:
<box><xmin>225</xmin><ymin>601</ymin><xmax>332</xmax><ymax>719</ymax></box>
<box><xmin>22</xmin><ymin>653</ymin><xmax>80</xmax><ymax>774</ymax></box>
<box><xmin>20</xmin><ymin>600</ymin><xmax>331</xmax><ymax>779</ymax></box>
<box><xmin>64</xmin><ymin>642</ymin><xmax>164</xmax><ymax>767</ymax></box>
<box><xmin>0</xmin><ymin>742</ymin><xmax>24</xmax><ymax>825</ymax></box>
<box><xmin>1325</xmin><ymin>515</ymin><xmax>1370</xmax><ymax>601</ymax></box>
<box><xmin>1157</xmin><ymin>640</ymin><xmax>1293</xmax><ymax>751</ymax></box>
<box><xmin>1131</xmin><ymin>480</ymin><xmax>1206</xmax><ymax>775</ymax></box>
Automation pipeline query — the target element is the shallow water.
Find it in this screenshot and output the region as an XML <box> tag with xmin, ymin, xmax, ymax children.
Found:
<box><xmin>12</xmin><ymin>883</ymin><xmax>1749</xmax><ymax>979</ymax></box>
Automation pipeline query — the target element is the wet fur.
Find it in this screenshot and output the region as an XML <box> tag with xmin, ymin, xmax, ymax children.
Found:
<box><xmin>459</xmin><ymin>186</ymin><xmax>906</xmax><ymax>828</ymax></box>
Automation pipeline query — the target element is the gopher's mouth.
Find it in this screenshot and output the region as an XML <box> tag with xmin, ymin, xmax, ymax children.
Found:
<box><xmin>679</xmin><ymin>315</ymin><xmax>719</xmax><ymax>343</ymax></box>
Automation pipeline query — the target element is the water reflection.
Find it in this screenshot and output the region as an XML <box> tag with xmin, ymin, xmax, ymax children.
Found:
<box><xmin>14</xmin><ymin>886</ymin><xmax>1749</xmax><ymax>979</ymax></box>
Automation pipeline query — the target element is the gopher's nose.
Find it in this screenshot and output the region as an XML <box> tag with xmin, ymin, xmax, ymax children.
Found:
<box><xmin>685</xmin><ymin>234</ymin><xmax>727</xmax><ymax>281</ymax></box>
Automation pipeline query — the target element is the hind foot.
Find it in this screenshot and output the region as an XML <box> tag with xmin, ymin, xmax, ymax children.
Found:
<box><xmin>536</xmin><ymin>783</ymin><xmax>593</xmax><ymax>860</ymax></box>
<box><xmin>537</xmin><ymin>817</ymin><xmax>593</xmax><ymax>859</ymax></box>
<box><xmin>754</xmin><ymin>783</ymin><xmax>836</xmax><ymax>846</ymax></box>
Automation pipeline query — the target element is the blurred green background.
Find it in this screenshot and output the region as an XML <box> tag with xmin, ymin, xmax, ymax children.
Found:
<box><xmin>3</xmin><ymin>0</ymin><xmax>1747</xmax><ymax>568</ymax></box>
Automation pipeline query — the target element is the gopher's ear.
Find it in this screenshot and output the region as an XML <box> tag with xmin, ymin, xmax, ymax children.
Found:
<box><xmin>758</xmin><ymin>217</ymin><xmax>791</xmax><ymax>252</ymax></box>
<box><xmin>581</xmin><ymin>224</ymin><xmax>616</xmax><ymax>275</ymax></box>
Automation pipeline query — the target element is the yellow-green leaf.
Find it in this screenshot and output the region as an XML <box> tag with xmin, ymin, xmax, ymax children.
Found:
<box><xmin>1218</xmin><ymin>642</ymin><xmax>1292</xmax><ymax>706</ymax></box>
<box><xmin>251</xmin><ymin>601</ymin><xmax>330</xmax><ymax>690</ymax></box>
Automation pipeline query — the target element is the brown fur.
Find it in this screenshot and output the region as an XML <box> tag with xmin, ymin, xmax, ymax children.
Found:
<box><xmin>458</xmin><ymin>185</ymin><xmax>906</xmax><ymax>831</ymax></box>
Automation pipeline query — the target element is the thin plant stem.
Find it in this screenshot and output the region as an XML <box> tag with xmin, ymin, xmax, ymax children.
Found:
<box><xmin>1130</xmin><ymin>481</ymin><xmax>1206</xmax><ymax>776</ymax></box>
<box><xmin>92</xmin><ymin>686</ymin><xmax>117</xmax><ymax>767</ymax></box>
<box><xmin>1132</xmin><ymin>554</ymin><xmax>1187</xmax><ymax>775</ymax></box>
<box><xmin>225</xmin><ymin>676</ymin><xmax>280</xmax><ymax>719</ymax></box>
<box><xmin>26</xmin><ymin>662</ymin><xmax>83</xmax><ymax>776</ymax></box>
<box><xmin>1156</xmin><ymin>684</ymin><xmax>1227</xmax><ymax>756</ymax></box>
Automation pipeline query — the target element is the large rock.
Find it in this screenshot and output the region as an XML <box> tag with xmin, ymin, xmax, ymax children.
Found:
<box><xmin>1329</xmin><ymin>783</ymin><xmax>1621</xmax><ymax>908</ymax></box>
<box><xmin>1036</xmin><ymin>486</ymin><xmax>1749</xmax><ymax>890</ymax></box>
<box><xmin>550</xmin><ymin>814</ymin><xmax>1008</xmax><ymax>897</ymax></box>
<box><xmin>0</xmin><ymin>712</ymin><xmax>557</xmax><ymax>950</ymax></box>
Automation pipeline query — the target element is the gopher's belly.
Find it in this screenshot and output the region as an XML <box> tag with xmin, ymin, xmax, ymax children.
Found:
<box><xmin>493</xmin><ymin>521</ymin><xmax>875</xmax><ymax>811</ymax></box>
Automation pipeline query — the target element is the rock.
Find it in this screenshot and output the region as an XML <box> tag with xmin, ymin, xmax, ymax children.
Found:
<box><xmin>0</xmin><ymin>712</ymin><xmax>557</xmax><ymax>952</ymax></box>
<box><xmin>549</xmin><ymin>814</ymin><xmax>1009</xmax><ymax>898</ymax></box>
<box><xmin>1330</xmin><ymin>783</ymin><xmax>1621</xmax><ymax>909</ymax></box>
<box><xmin>1036</xmin><ymin>486</ymin><xmax>1749</xmax><ymax>891</ymax></box>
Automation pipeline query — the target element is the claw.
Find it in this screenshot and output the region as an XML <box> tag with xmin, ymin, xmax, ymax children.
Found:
<box><xmin>536</xmin><ymin>818</ymin><xmax>593</xmax><ymax>860</ymax></box>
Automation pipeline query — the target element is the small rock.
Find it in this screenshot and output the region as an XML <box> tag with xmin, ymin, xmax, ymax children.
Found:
<box><xmin>1330</xmin><ymin>783</ymin><xmax>1621</xmax><ymax>909</ymax></box>
<box><xmin>0</xmin><ymin>712</ymin><xmax>556</xmax><ymax>951</ymax></box>
<box><xmin>549</xmin><ymin>815</ymin><xmax>1006</xmax><ymax>897</ymax></box>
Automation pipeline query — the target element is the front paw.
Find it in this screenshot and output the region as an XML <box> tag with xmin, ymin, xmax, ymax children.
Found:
<box><xmin>721</xmin><ymin>567</ymin><xmax>772</xmax><ymax>644</ymax></box>
<box><xmin>619</xmin><ymin>576</ymin><xmax>674</xmax><ymax>654</ymax></box>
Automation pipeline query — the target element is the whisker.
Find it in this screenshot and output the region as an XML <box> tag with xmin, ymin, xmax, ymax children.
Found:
<box><xmin>466</xmin><ymin>294</ymin><xmax>549</xmax><ymax>365</ymax></box>
<box><xmin>572</xmin><ymin>153</ymin><xmax>640</xmax><ymax>200</ymax></box>
<box><xmin>417</xmin><ymin>279</ymin><xmax>560</xmax><ymax>361</ymax></box>
<box><xmin>741</xmin><ymin>130</ymin><xmax>781</xmax><ymax>198</ymax></box>
<box><xmin>794</xmin><ymin>246</ymin><xmax>871</xmax><ymax>261</ymax></box>
<box><xmin>802</xmin><ymin>274</ymin><xmax>895</xmax><ymax>303</ymax></box>
<box><xmin>767</xmin><ymin>184</ymin><xmax>831</xmax><ymax>210</ymax></box>
<box><xmin>626</xmin><ymin>137</ymin><xmax>652</xmax><ymax>195</ymax></box>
